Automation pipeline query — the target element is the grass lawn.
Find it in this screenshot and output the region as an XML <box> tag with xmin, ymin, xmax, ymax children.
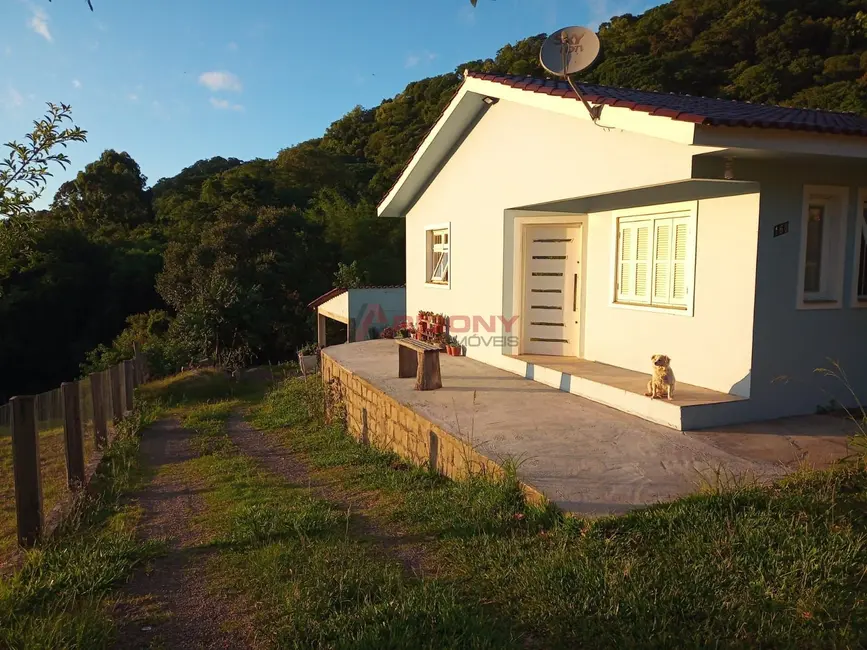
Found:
<box><xmin>246</xmin><ymin>376</ymin><xmax>867</xmax><ymax>649</ymax></box>
<box><xmin>0</xmin><ymin>427</ymin><xmax>72</xmax><ymax>565</ymax></box>
<box><xmin>2</xmin><ymin>367</ymin><xmax>864</xmax><ymax>649</ymax></box>
<box><xmin>170</xmin><ymin>398</ymin><xmax>524</xmax><ymax>649</ymax></box>
<box><xmin>0</xmin><ymin>403</ymin><xmax>165</xmax><ymax>650</ymax></box>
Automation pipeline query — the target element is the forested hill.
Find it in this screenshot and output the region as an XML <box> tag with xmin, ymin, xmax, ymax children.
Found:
<box><xmin>3</xmin><ymin>0</ymin><xmax>867</xmax><ymax>401</ymax></box>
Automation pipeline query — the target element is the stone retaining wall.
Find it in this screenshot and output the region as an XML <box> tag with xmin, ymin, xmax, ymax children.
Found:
<box><xmin>321</xmin><ymin>351</ymin><xmax>545</xmax><ymax>504</ymax></box>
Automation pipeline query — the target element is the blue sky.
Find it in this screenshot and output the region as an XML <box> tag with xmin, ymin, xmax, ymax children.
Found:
<box><xmin>1</xmin><ymin>0</ymin><xmax>660</xmax><ymax>206</ymax></box>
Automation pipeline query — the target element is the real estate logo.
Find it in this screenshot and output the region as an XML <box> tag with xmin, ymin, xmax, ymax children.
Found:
<box><xmin>352</xmin><ymin>303</ymin><xmax>519</xmax><ymax>348</ymax></box>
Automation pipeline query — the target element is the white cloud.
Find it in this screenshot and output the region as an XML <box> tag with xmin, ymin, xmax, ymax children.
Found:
<box><xmin>405</xmin><ymin>51</ymin><xmax>438</xmax><ymax>69</ymax></box>
<box><xmin>72</xmin><ymin>79</ymin><xmax>82</xmax><ymax>89</ymax></box>
<box><xmin>210</xmin><ymin>97</ymin><xmax>244</xmax><ymax>112</ymax></box>
<box><xmin>2</xmin><ymin>86</ymin><xmax>24</xmax><ymax>109</ymax></box>
<box><xmin>198</xmin><ymin>70</ymin><xmax>242</xmax><ymax>92</ymax></box>
<box><xmin>127</xmin><ymin>93</ymin><xmax>139</xmax><ymax>102</ymax></box>
<box><xmin>227</xmin><ymin>41</ymin><xmax>239</xmax><ymax>52</ymax></box>
<box><xmin>29</xmin><ymin>7</ymin><xmax>53</xmax><ymax>42</ymax></box>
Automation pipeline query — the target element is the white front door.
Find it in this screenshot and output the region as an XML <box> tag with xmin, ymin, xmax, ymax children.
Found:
<box><xmin>522</xmin><ymin>225</ymin><xmax>582</xmax><ymax>356</ymax></box>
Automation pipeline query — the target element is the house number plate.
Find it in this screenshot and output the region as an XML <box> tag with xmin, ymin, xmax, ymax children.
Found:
<box><xmin>773</xmin><ymin>221</ymin><xmax>789</xmax><ymax>237</ymax></box>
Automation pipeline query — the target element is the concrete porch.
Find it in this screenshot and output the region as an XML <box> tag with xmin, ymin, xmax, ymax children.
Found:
<box><xmin>323</xmin><ymin>340</ymin><xmax>855</xmax><ymax>515</ymax></box>
<box><xmin>496</xmin><ymin>355</ymin><xmax>748</xmax><ymax>431</ymax></box>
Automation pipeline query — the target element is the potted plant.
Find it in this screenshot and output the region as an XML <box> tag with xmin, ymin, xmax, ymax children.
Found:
<box><xmin>446</xmin><ymin>335</ymin><xmax>462</xmax><ymax>356</ymax></box>
<box><xmin>298</xmin><ymin>343</ymin><xmax>320</xmax><ymax>374</ymax></box>
<box><xmin>418</xmin><ymin>319</ymin><xmax>428</xmax><ymax>333</ymax></box>
<box><xmin>435</xmin><ymin>313</ymin><xmax>445</xmax><ymax>325</ymax></box>
<box><xmin>433</xmin><ymin>313</ymin><xmax>445</xmax><ymax>334</ymax></box>
<box><xmin>379</xmin><ymin>326</ymin><xmax>395</xmax><ymax>339</ymax></box>
<box><xmin>417</xmin><ymin>309</ymin><xmax>425</xmax><ymax>323</ymax></box>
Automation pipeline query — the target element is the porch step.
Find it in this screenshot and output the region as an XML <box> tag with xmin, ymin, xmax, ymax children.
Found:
<box><xmin>496</xmin><ymin>355</ymin><xmax>749</xmax><ymax>431</ymax></box>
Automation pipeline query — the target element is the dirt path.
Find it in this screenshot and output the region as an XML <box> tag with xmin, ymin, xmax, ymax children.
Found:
<box><xmin>111</xmin><ymin>419</ymin><xmax>262</xmax><ymax>650</ymax></box>
<box><xmin>226</xmin><ymin>413</ymin><xmax>430</xmax><ymax>576</ymax></box>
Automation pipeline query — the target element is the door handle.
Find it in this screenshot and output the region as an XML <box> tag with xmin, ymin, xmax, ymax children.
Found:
<box><xmin>573</xmin><ymin>273</ymin><xmax>578</xmax><ymax>311</ymax></box>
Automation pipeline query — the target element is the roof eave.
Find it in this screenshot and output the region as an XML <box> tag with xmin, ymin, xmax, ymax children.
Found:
<box><xmin>693</xmin><ymin>123</ymin><xmax>867</xmax><ymax>159</ymax></box>
<box><xmin>378</xmin><ymin>79</ymin><xmax>488</xmax><ymax>218</ymax></box>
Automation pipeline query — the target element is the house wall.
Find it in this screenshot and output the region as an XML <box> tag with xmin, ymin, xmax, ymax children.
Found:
<box><xmin>405</xmin><ymin>99</ymin><xmax>760</xmax><ymax>395</ymax></box>
<box><xmin>321</xmin><ymin>351</ymin><xmax>545</xmax><ymax>504</ymax></box>
<box><xmin>729</xmin><ymin>158</ymin><xmax>867</xmax><ymax>419</ymax></box>
<box><xmin>405</xmin><ymin>100</ymin><xmax>695</xmax><ymax>361</ymax></box>
<box><xmin>348</xmin><ymin>288</ymin><xmax>407</xmax><ymax>341</ymax></box>
<box><xmin>581</xmin><ymin>192</ymin><xmax>760</xmax><ymax>396</ymax></box>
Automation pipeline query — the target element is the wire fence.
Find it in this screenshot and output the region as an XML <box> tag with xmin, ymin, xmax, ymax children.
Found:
<box><xmin>0</xmin><ymin>356</ymin><xmax>145</xmax><ymax>559</ymax></box>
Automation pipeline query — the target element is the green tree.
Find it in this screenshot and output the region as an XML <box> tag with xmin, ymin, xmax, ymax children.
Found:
<box><xmin>0</xmin><ymin>103</ymin><xmax>87</xmax><ymax>220</ymax></box>
<box><xmin>334</xmin><ymin>261</ymin><xmax>369</xmax><ymax>288</ymax></box>
<box><xmin>157</xmin><ymin>203</ymin><xmax>332</xmax><ymax>367</ymax></box>
<box><xmin>50</xmin><ymin>149</ymin><xmax>154</xmax><ymax>238</ymax></box>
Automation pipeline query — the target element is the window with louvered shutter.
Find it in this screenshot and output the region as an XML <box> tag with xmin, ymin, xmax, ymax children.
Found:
<box><xmin>652</xmin><ymin>222</ymin><xmax>671</xmax><ymax>303</ymax></box>
<box><xmin>671</xmin><ymin>220</ymin><xmax>689</xmax><ymax>306</ymax></box>
<box><xmin>616</xmin><ymin>220</ymin><xmax>651</xmax><ymax>304</ymax></box>
<box><xmin>615</xmin><ymin>211</ymin><xmax>693</xmax><ymax>311</ymax></box>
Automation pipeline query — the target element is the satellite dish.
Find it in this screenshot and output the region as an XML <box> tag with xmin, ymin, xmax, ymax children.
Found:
<box><xmin>539</xmin><ymin>26</ymin><xmax>603</xmax><ymax>122</ymax></box>
<box><xmin>540</xmin><ymin>27</ymin><xmax>600</xmax><ymax>77</ymax></box>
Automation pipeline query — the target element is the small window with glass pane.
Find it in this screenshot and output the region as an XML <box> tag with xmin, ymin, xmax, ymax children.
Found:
<box><xmin>427</xmin><ymin>227</ymin><xmax>450</xmax><ymax>284</ymax></box>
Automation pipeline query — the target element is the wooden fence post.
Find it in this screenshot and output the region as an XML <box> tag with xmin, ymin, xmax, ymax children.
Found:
<box><xmin>109</xmin><ymin>364</ymin><xmax>123</xmax><ymax>422</ymax></box>
<box><xmin>61</xmin><ymin>382</ymin><xmax>85</xmax><ymax>489</ymax></box>
<box><xmin>11</xmin><ymin>396</ymin><xmax>42</xmax><ymax>547</ymax></box>
<box><xmin>123</xmin><ymin>360</ymin><xmax>134</xmax><ymax>413</ymax></box>
<box><xmin>89</xmin><ymin>372</ymin><xmax>108</xmax><ymax>449</ymax></box>
<box><xmin>133</xmin><ymin>342</ymin><xmax>146</xmax><ymax>385</ymax></box>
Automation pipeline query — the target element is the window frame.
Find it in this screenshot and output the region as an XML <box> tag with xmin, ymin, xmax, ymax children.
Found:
<box><xmin>609</xmin><ymin>201</ymin><xmax>698</xmax><ymax>317</ymax></box>
<box><xmin>851</xmin><ymin>189</ymin><xmax>867</xmax><ymax>308</ymax></box>
<box><xmin>796</xmin><ymin>186</ymin><xmax>847</xmax><ymax>310</ymax></box>
<box><xmin>424</xmin><ymin>222</ymin><xmax>451</xmax><ymax>289</ymax></box>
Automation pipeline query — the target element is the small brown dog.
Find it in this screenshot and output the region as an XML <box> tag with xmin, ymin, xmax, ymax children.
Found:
<box><xmin>645</xmin><ymin>354</ymin><xmax>676</xmax><ymax>400</ymax></box>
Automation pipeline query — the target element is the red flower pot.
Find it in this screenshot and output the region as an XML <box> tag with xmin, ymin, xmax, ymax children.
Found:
<box><xmin>415</xmin><ymin>332</ymin><xmax>423</xmax><ymax>340</ymax></box>
<box><xmin>447</xmin><ymin>345</ymin><xmax>461</xmax><ymax>356</ymax></box>
<box><xmin>435</xmin><ymin>315</ymin><xmax>444</xmax><ymax>325</ymax></box>
<box><xmin>434</xmin><ymin>324</ymin><xmax>445</xmax><ymax>334</ymax></box>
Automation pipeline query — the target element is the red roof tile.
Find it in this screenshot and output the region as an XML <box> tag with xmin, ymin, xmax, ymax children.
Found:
<box><xmin>467</xmin><ymin>71</ymin><xmax>867</xmax><ymax>136</ymax></box>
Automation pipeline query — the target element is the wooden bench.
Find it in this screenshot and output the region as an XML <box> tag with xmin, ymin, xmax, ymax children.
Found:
<box><xmin>396</xmin><ymin>339</ymin><xmax>443</xmax><ymax>391</ymax></box>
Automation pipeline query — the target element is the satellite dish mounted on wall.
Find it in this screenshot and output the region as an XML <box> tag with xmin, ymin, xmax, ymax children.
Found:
<box><xmin>540</xmin><ymin>26</ymin><xmax>603</xmax><ymax>121</ymax></box>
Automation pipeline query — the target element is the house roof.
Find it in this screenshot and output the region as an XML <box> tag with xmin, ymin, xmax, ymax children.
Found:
<box><xmin>467</xmin><ymin>71</ymin><xmax>867</xmax><ymax>136</ymax></box>
<box><xmin>307</xmin><ymin>285</ymin><xmax>405</xmax><ymax>310</ymax></box>
<box><xmin>378</xmin><ymin>70</ymin><xmax>867</xmax><ymax>218</ymax></box>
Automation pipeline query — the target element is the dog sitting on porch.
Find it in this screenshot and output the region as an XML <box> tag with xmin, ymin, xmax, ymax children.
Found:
<box><xmin>645</xmin><ymin>354</ymin><xmax>676</xmax><ymax>400</ymax></box>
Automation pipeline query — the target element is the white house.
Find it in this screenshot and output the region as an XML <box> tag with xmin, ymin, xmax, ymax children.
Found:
<box><xmin>377</xmin><ymin>71</ymin><xmax>867</xmax><ymax>430</ymax></box>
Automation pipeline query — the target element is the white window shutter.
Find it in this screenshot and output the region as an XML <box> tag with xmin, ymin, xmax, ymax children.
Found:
<box><xmin>617</xmin><ymin>224</ymin><xmax>634</xmax><ymax>300</ymax></box>
<box><xmin>617</xmin><ymin>220</ymin><xmax>651</xmax><ymax>304</ymax></box>
<box><xmin>671</xmin><ymin>219</ymin><xmax>689</xmax><ymax>305</ymax></box>
<box><xmin>653</xmin><ymin>222</ymin><xmax>671</xmax><ymax>304</ymax></box>
<box><xmin>635</xmin><ymin>224</ymin><xmax>651</xmax><ymax>302</ymax></box>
